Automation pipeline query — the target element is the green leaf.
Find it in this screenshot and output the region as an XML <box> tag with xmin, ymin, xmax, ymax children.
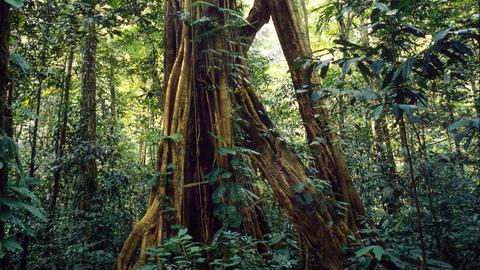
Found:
<box><xmin>403</xmin><ymin>57</ymin><xmax>416</xmax><ymax>80</ymax></box>
<box><xmin>212</xmin><ymin>184</ymin><xmax>226</xmax><ymax>204</ymax></box>
<box><xmin>432</xmin><ymin>29</ymin><xmax>449</xmax><ymax>43</ymax></box>
<box><xmin>453</xmin><ymin>130</ymin><xmax>469</xmax><ymax>147</ymax></box>
<box><xmin>8</xmin><ymin>186</ymin><xmax>40</xmax><ymax>204</ymax></box>
<box><xmin>448</xmin><ymin>119</ymin><xmax>471</xmax><ymax>132</ymax></box>
<box><xmin>166</xmin><ymin>133</ymin><xmax>183</xmax><ymax>142</ymax></box>
<box><xmin>192</xmin><ymin>1</ymin><xmax>217</xmax><ymax>8</ymax></box>
<box><xmin>10</xmin><ymin>53</ymin><xmax>31</xmax><ymax>74</ymax></box>
<box><xmin>4</xmin><ymin>0</ymin><xmax>24</xmax><ymax>8</ymax></box>
<box><xmin>373</xmin><ymin>105</ymin><xmax>384</xmax><ymax>120</ymax></box>
<box><xmin>1</xmin><ymin>239</ymin><xmax>23</xmax><ymax>252</ymax></box>
<box><xmin>178</xmin><ymin>228</ymin><xmax>188</xmax><ymax>237</ymax></box>
<box><xmin>19</xmin><ymin>202</ymin><xmax>47</xmax><ymax>222</ymax></box>
<box><xmin>355</xmin><ymin>246</ymin><xmax>374</xmax><ymax>257</ymax></box>
<box><xmin>386</xmin><ymin>9</ymin><xmax>398</xmax><ymax>16</ymax></box>
<box><xmin>373</xmin><ymin>2</ymin><xmax>389</xmax><ymax>12</ymax></box>
<box><xmin>303</xmin><ymin>191</ymin><xmax>313</xmax><ymax>205</ymax></box>
<box><xmin>218</xmin><ymin>147</ymin><xmax>237</xmax><ymax>156</ymax></box>
<box><xmin>294</xmin><ymin>182</ymin><xmax>305</xmax><ymax>193</ymax></box>
<box><xmin>205</xmin><ymin>168</ymin><xmax>232</xmax><ymax>184</ymax></box>
<box><xmin>372</xmin><ymin>245</ymin><xmax>384</xmax><ymax>261</ymax></box>
<box><xmin>371</xmin><ymin>59</ymin><xmax>385</xmax><ymax>74</ymax></box>
<box><xmin>426</xmin><ymin>258</ymin><xmax>453</xmax><ymax>269</ymax></box>
<box><xmin>342</xmin><ymin>57</ymin><xmax>362</xmax><ymax>75</ymax></box>
<box><xmin>19</xmin><ymin>106</ymin><xmax>39</xmax><ymax>120</ymax></box>
<box><xmin>311</xmin><ymin>92</ymin><xmax>323</xmax><ymax>102</ymax></box>
<box><xmin>0</xmin><ymin>211</ymin><xmax>10</xmax><ymax>222</ymax></box>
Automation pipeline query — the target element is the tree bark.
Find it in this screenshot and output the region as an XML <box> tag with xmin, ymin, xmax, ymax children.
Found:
<box><xmin>116</xmin><ymin>1</ymin><xmax>267</xmax><ymax>268</ymax></box>
<box><xmin>264</xmin><ymin>0</ymin><xmax>365</xmax><ymax>232</ymax></box>
<box><xmin>0</xmin><ymin>0</ymin><xmax>12</xmax><ymax>244</ymax></box>
<box><xmin>76</xmin><ymin>5</ymin><xmax>98</xmax><ymax>212</ymax></box>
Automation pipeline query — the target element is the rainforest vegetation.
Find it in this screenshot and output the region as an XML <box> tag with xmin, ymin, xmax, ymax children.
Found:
<box><xmin>0</xmin><ymin>0</ymin><xmax>479</xmax><ymax>269</ymax></box>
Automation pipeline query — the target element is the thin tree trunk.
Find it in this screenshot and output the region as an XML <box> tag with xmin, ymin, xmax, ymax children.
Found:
<box><xmin>0</xmin><ymin>4</ymin><xmax>13</xmax><ymax>268</ymax></box>
<box><xmin>50</xmin><ymin>47</ymin><xmax>74</xmax><ymax>214</ymax></box>
<box><xmin>398</xmin><ymin>115</ymin><xmax>427</xmax><ymax>267</ymax></box>
<box><xmin>76</xmin><ymin>5</ymin><xmax>98</xmax><ymax>212</ymax></box>
<box><xmin>109</xmin><ymin>53</ymin><xmax>117</xmax><ymax>136</ymax></box>
<box><xmin>0</xmin><ymin>0</ymin><xmax>12</xmax><ymax>247</ymax></box>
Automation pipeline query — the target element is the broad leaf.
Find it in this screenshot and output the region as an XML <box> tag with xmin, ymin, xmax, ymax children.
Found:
<box><xmin>4</xmin><ymin>0</ymin><xmax>24</xmax><ymax>8</ymax></box>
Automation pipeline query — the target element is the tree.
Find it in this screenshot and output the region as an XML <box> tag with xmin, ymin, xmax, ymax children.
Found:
<box><xmin>117</xmin><ymin>0</ymin><xmax>369</xmax><ymax>269</ymax></box>
<box><xmin>76</xmin><ymin>0</ymin><xmax>98</xmax><ymax>212</ymax></box>
<box><xmin>0</xmin><ymin>0</ymin><xmax>13</xmax><ymax>243</ymax></box>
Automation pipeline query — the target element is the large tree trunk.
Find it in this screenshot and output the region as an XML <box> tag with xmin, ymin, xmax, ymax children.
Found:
<box><xmin>76</xmin><ymin>5</ymin><xmax>98</xmax><ymax>212</ymax></box>
<box><xmin>116</xmin><ymin>1</ymin><xmax>267</xmax><ymax>268</ymax></box>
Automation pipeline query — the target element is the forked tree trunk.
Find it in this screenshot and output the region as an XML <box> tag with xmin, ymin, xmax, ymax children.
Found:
<box><xmin>117</xmin><ymin>1</ymin><xmax>369</xmax><ymax>269</ymax></box>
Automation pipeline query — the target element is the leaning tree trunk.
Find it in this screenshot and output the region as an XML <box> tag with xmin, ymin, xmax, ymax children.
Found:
<box><xmin>264</xmin><ymin>0</ymin><xmax>364</xmax><ymax>233</ymax></box>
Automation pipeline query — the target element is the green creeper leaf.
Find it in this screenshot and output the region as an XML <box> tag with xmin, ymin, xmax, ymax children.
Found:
<box><xmin>4</xmin><ymin>0</ymin><xmax>24</xmax><ymax>8</ymax></box>
<box><xmin>294</xmin><ymin>182</ymin><xmax>305</xmax><ymax>193</ymax></box>
<box><xmin>453</xmin><ymin>130</ymin><xmax>469</xmax><ymax>147</ymax></box>
<box><xmin>342</xmin><ymin>57</ymin><xmax>362</xmax><ymax>75</ymax></box>
<box><xmin>212</xmin><ymin>184</ymin><xmax>226</xmax><ymax>204</ymax></box>
<box><xmin>426</xmin><ymin>258</ymin><xmax>453</xmax><ymax>269</ymax></box>
<box><xmin>303</xmin><ymin>191</ymin><xmax>313</xmax><ymax>205</ymax></box>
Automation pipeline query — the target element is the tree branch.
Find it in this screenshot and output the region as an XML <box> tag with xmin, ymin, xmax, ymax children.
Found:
<box><xmin>240</xmin><ymin>0</ymin><xmax>270</xmax><ymax>51</ymax></box>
